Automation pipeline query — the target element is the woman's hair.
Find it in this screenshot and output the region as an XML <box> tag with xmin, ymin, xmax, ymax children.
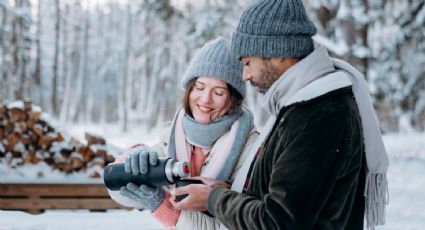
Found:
<box><xmin>182</xmin><ymin>78</ymin><xmax>244</xmax><ymax>118</ymax></box>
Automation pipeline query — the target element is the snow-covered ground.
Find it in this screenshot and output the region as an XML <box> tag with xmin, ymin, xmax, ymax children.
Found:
<box><xmin>1</xmin><ymin>123</ymin><xmax>424</xmax><ymax>229</ymax></box>
<box><xmin>0</xmin><ymin>210</ymin><xmax>164</xmax><ymax>230</ymax></box>
<box><xmin>375</xmin><ymin>133</ymin><xmax>425</xmax><ymax>230</ymax></box>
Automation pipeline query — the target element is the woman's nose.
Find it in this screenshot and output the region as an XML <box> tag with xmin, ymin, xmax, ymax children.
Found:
<box><xmin>199</xmin><ymin>91</ymin><xmax>212</xmax><ymax>103</ymax></box>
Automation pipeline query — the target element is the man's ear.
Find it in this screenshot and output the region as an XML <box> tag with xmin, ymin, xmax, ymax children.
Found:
<box><xmin>274</xmin><ymin>57</ymin><xmax>286</xmax><ymax>63</ymax></box>
<box><xmin>271</xmin><ymin>57</ymin><xmax>300</xmax><ymax>76</ymax></box>
<box><xmin>270</xmin><ymin>57</ymin><xmax>287</xmax><ymax>68</ymax></box>
<box><xmin>274</xmin><ymin>57</ymin><xmax>299</xmax><ymax>65</ymax></box>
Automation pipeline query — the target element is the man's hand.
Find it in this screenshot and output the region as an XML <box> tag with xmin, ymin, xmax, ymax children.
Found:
<box><xmin>170</xmin><ymin>177</ymin><xmax>230</xmax><ymax>212</ymax></box>
<box><xmin>170</xmin><ymin>184</ymin><xmax>212</xmax><ymax>212</ymax></box>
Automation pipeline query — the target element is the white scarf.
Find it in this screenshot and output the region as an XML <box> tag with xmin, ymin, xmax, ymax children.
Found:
<box><xmin>225</xmin><ymin>47</ymin><xmax>389</xmax><ymax>230</ymax></box>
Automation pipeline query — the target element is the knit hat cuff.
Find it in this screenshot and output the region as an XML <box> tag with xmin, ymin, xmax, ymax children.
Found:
<box><xmin>182</xmin><ymin>63</ymin><xmax>246</xmax><ymax>97</ymax></box>
<box><xmin>231</xmin><ymin>31</ymin><xmax>315</xmax><ymax>58</ymax></box>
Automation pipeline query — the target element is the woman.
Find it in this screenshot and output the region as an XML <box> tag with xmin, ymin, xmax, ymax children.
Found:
<box><xmin>108</xmin><ymin>37</ymin><xmax>258</xmax><ymax>229</ymax></box>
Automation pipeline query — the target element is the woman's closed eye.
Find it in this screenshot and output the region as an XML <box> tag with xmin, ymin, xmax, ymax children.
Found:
<box><xmin>214</xmin><ymin>89</ymin><xmax>227</xmax><ymax>96</ymax></box>
<box><xmin>194</xmin><ymin>82</ymin><xmax>205</xmax><ymax>91</ymax></box>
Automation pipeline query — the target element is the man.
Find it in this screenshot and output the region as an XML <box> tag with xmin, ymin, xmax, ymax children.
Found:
<box><xmin>172</xmin><ymin>0</ymin><xmax>389</xmax><ymax>229</ymax></box>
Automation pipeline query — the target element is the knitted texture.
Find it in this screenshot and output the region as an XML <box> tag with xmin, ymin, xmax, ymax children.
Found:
<box><xmin>181</xmin><ymin>37</ymin><xmax>245</xmax><ymax>97</ymax></box>
<box><xmin>231</xmin><ymin>0</ymin><xmax>317</xmax><ymax>58</ymax></box>
<box><xmin>151</xmin><ymin>192</ymin><xmax>180</xmax><ymax>228</ymax></box>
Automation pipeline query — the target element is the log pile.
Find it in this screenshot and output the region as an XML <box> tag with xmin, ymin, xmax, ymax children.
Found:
<box><xmin>0</xmin><ymin>100</ymin><xmax>117</xmax><ymax>178</ymax></box>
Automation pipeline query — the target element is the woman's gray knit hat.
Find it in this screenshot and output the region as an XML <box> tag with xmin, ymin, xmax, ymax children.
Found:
<box><xmin>181</xmin><ymin>37</ymin><xmax>246</xmax><ymax>97</ymax></box>
<box><xmin>231</xmin><ymin>0</ymin><xmax>317</xmax><ymax>58</ymax></box>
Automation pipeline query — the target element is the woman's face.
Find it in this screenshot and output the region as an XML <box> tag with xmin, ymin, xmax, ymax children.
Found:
<box><xmin>189</xmin><ymin>76</ymin><xmax>231</xmax><ymax>124</ymax></box>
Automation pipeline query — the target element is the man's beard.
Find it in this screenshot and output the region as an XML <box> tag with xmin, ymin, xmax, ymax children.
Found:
<box><xmin>249</xmin><ymin>62</ymin><xmax>280</xmax><ymax>94</ymax></box>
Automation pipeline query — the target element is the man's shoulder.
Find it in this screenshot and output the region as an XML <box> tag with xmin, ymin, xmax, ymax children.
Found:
<box><xmin>277</xmin><ymin>86</ymin><xmax>356</xmax><ymax>126</ymax></box>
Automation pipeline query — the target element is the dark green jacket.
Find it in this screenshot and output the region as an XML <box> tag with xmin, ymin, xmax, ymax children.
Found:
<box><xmin>208</xmin><ymin>87</ymin><xmax>366</xmax><ymax>230</ymax></box>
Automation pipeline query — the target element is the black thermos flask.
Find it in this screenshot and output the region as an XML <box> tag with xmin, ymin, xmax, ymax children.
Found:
<box><xmin>103</xmin><ymin>158</ymin><xmax>190</xmax><ymax>191</ymax></box>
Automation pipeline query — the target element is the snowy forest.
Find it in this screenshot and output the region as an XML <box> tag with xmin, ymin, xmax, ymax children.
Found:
<box><xmin>0</xmin><ymin>0</ymin><xmax>424</xmax><ymax>132</ymax></box>
<box><xmin>1</xmin><ymin>1</ymin><xmax>425</xmax><ymax>229</ymax></box>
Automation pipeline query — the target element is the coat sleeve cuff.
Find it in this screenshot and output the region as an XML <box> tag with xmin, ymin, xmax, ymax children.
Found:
<box><xmin>207</xmin><ymin>187</ymin><xmax>227</xmax><ymax>216</ymax></box>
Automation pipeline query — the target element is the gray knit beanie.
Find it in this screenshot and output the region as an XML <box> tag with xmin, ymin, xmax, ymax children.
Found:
<box><xmin>181</xmin><ymin>37</ymin><xmax>246</xmax><ymax>97</ymax></box>
<box><xmin>232</xmin><ymin>0</ymin><xmax>317</xmax><ymax>58</ymax></box>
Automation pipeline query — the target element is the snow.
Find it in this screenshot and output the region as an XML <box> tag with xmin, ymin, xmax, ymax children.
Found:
<box><xmin>1</xmin><ymin>122</ymin><xmax>424</xmax><ymax>229</ymax></box>
<box><xmin>380</xmin><ymin>157</ymin><xmax>425</xmax><ymax>229</ymax></box>
<box><xmin>0</xmin><ymin>210</ymin><xmax>165</xmax><ymax>230</ymax></box>
<box><xmin>375</xmin><ymin>132</ymin><xmax>425</xmax><ymax>230</ymax></box>
<box><xmin>63</xmin><ymin>122</ymin><xmax>163</xmax><ymax>150</ymax></box>
<box><xmin>313</xmin><ymin>34</ymin><xmax>349</xmax><ymax>56</ymax></box>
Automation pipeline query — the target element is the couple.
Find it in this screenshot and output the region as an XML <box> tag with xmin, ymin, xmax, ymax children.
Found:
<box><xmin>109</xmin><ymin>0</ymin><xmax>389</xmax><ymax>229</ymax></box>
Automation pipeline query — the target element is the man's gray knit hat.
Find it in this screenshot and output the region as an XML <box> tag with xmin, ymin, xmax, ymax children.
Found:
<box><xmin>232</xmin><ymin>0</ymin><xmax>317</xmax><ymax>58</ymax></box>
<box><xmin>181</xmin><ymin>37</ymin><xmax>245</xmax><ymax>97</ymax></box>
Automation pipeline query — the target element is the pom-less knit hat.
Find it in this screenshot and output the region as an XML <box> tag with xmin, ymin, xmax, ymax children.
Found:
<box><xmin>181</xmin><ymin>37</ymin><xmax>246</xmax><ymax>97</ymax></box>
<box><xmin>232</xmin><ymin>0</ymin><xmax>317</xmax><ymax>58</ymax></box>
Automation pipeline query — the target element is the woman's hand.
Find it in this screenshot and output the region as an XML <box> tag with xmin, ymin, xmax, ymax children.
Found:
<box><xmin>119</xmin><ymin>183</ymin><xmax>166</xmax><ymax>211</ymax></box>
<box><xmin>124</xmin><ymin>146</ymin><xmax>158</xmax><ymax>175</ymax></box>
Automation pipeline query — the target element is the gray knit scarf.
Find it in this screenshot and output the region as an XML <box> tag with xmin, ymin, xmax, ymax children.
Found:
<box><xmin>183</xmin><ymin>110</ymin><xmax>241</xmax><ymax>149</ymax></box>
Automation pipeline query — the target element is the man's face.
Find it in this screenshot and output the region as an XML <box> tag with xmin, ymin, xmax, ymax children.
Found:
<box><xmin>240</xmin><ymin>57</ymin><xmax>281</xmax><ymax>94</ymax></box>
<box><xmin>241</xmin><ymin>56</ymin><xmax>300</xmax><ymax>94</ymax></box>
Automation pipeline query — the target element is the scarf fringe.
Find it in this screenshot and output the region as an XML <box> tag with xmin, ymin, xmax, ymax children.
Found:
<box><xmin>365</xmin><ymin>173</ymin><xmax>389</xmax><ymax>230</ymax></box>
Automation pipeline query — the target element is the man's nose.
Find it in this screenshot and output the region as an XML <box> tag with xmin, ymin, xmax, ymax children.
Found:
<box><xmin>242</xmin><ymin>69</ymin><xmax>251</xmax><ymax>81</ymax></box>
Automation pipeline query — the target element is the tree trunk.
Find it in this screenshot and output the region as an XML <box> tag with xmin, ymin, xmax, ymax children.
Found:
<box><xmin>0</xmin><ymin>3</ymin><xmax>10</xmax><ymax>100</ymax></box>
<box><xmin>59</xmin><ymin>3</ymin><xmax>70</xmax><ymax>124</ymax></box>
<box><xmin>81</xmin><ymin>0</ymin><xmax>90</xmax><ymax>122</ymax></box>
<box><xmin>69</xmin><ymin>3</ymin><xmax>83</xmax><ymax>122</ymax></box>
<box><xmin>34</xmin><ymin>0</ymin><xmax>42</xmax><ymax>105</ymax></box>
<box><xmin>52</xmin><ymin>0</ymin><xmax>60</xmax><ymax>115</ymax></box>
<box><xmin>119</xmin><ymin>3</ymin><xmax>133</xmax><ymax>131</ymax></box>
<box><xmin>11</xmin><ymin>0</ymin><xmax>21</xmax><ymax>99</ymax></box>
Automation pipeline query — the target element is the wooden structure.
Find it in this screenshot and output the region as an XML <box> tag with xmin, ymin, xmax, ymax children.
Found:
<box><xmin>0</xmin><ymin>183</ymin><xmax>129</xmax><ymax>213</ymax></box>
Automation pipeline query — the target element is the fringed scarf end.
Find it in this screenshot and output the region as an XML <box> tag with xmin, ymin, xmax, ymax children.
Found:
<box><xmin>364</xmin><ymin>172</ymin><xmax>389</xmax><ymax>230</ymax></box>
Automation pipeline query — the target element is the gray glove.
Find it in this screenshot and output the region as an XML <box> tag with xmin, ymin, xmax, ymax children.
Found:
<box><xmin>124</xmin><ymin>146</ymin><xmax>159</xmax><ymax>175</ymax></box>
<box><xmin>121</xmin><ymin>146</ymin><xmax>164</xmax><ymax>211</ymax></box>
<box><xmin>120</xmin><ymin>182</ymin><xmax>165</xmax><ymax>211</ymax></box>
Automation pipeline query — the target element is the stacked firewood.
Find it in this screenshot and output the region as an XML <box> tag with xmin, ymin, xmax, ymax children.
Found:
<box><xmin>0</xmin><ymin>100</ymin><xmax>117</xmax><ymax>178</ymax></box>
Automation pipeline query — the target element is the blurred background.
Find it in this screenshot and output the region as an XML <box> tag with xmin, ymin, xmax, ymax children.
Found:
<box><xmin>0</xmin><ymin>0</ymin><xmax>424</xmax><ymax>229</ymax></box>
<box><xmin>0</xmin><ymin>0</ymin><xmax>424</xmax><ymax>132</ymax></box>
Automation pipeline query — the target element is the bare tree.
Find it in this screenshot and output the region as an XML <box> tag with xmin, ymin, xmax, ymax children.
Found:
<box><xmin>11</xmin><ymin>0</ymin><xmax>32</xmax><ymax>100</ymax></box>
<box><xmin>34</xmin><ymin>0</ymin><xmax>42</xmax><ymax>105</ymax></box>
<box><xmin>59</xmin><ymin>3</ymin><xmax>71</xmax><ymax>124</ymax></box>
<box><xmin>51</xmin><ymin>0</ymin><xmax>60</xmax><ymax>115</ymax></box>
<box><xmin>0</xmin><ymin>1</ymin><xmax>11</xmax><ymax>100</ymax></box>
